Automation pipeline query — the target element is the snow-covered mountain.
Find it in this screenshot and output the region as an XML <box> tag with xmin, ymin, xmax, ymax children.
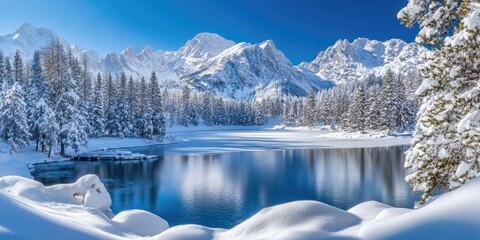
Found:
<box><xmin>299</xmin><ymin>38</ymin><xmax>426</xmax><ymax>84</ymax></box>
<box><xmin>0</xmin><ymin>22</ymin><xmax>424</xmax><ymax>99</ymax></box>
<box><xmin>182</xmin><ymin>40</ymin><xmax>333</xmax><ymax>99</ymax></box>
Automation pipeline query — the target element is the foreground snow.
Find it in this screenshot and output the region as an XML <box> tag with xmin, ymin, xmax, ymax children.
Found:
<box><xmin>1</xmin><ymin>175</ymin><xmax>479</xmax><ymax>240</ymax></box>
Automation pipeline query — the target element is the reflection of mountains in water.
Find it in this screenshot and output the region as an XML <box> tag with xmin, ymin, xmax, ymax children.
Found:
<box><xmin>31</xmin><ymin>146</ymin><xmax>415</xmax><ymax>228</ymax></box>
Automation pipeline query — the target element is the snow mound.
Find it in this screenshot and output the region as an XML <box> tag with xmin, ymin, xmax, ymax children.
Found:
<box><xmin>152</xmin><ymin>224</ymin><xmax>218</xmax><ymax>240</ymax></box>
<box><xmin>155</xmin><ymin>201</ymin><xmax>362</xmax><ymax>240</ymax></box>
<box><xmin>348</xmin><ymin>201</ymin><xmax>391</xmax><ymax>221</ymax></box>
<box><xmin>113</xmin><ymin>209</ymin><xmax>169</xmax><ymax>236</ymax></box>
<box><xmin>0</xmin><ymin>174</ymin><xmax>111</xmax><ymax>211</ymax></box>
<box><xmin>359</xmin><ymin>177</ymin><xmax>480</xmax><ymax>240</ymax></box>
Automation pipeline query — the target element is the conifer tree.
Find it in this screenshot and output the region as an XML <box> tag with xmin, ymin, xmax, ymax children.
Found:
<box><xmin>104</xmin><ymin>74</ymin><xmax>118</xmax><ymax>136</ymax></box>
<box><xmin>149</xmin><ymin>72</ymin><xmax>166</xmax><ymax>140</ymax></box>
<box><xmin>304</xmin><ymin>90</ymin><xmax>316</xmax><ymax>127</ymax></box>
<box><xmin>13</xmin><ymin>50</ymin><xmax>24</xmax><ymax>84</ymax></box>
<box><xmin>379</xmin><ymin>69</ymin><xmax>396</xmax><ymax>132</ymax></box>
<box><xmin>41</xmin><ymin>105</ymin><xmax>59</xmax><ymax>158</ymax></box>
<box><xmin>399</xmin><ymin>0</ymin><xmax>480</xmax><ymax>203</ymax></box>
<box><xmin>116</xmin><ymin>72</ymin><xmax>131</xmax><ymax>138</ymax></box>
<box><xmin>346</xmin><ymin>84</ymin><xmax>366</xmax><ymax>131</ymax></box>
<box><xmin>0</xmin><ymin>83</ymin><xmax>31</xmax><ymax>152</ymax></box>
<box><xmin>89</xmin><ymin>73</ymin><xmax>105</xmax><ymax>137</ymax></box>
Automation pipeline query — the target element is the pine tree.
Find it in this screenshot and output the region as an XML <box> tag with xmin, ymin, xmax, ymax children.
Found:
<box><xmin>379</xmin><ymin>69</ymin><xmax>396</xmax><ymax>132</ymax></box>
<box><xmin>4</xmin><ymin>57</ymin><xmax>13</xmax><ymax>87</ymax></box>
<box><xmin>27</xmin><ymin>51</ymin><xmax>46</xmax><ymax>148</ymax></box>
<box><xmin>399</xmin><ymin>0</ymin><xmax>480</xmax><ymax>204</ymax></box>
<box><xmin>304</xmin><ymin>90</ymin><xmax>316</xmax><ymax>127</ymax></box>
<box><xmin>0</xmin><ymin>83</ymin><xmax>31</xmax><ymax>152</ymax></box>
<box><xmin>41</xmin><ymin>105</ymin><xmax>59</xmax><ymax>158</ymax></box>
<box><xmin>116</xmin><ymin>72</ymin><xmax>131</xmax><ymax>138</ymax></box>
<box><xmin>0</xmin><ymin>50</ymin><xmax>5</xmax><ymax>86</ymax></box>
<box><xmin>13</xmin><ymin>51</ymin><xmax>24</xmax><ymax>84</ymax></box>
<box><xmin>149</xmin><ymin>72</ymin><xmax>166</xmax><ymax>140</ymax></box>
<box><xmin>178</xmin><ymin>85</ymin><xmax>191</xmax><ymax>127</ymax></box>
<box><xmin>31</xmin><ymin>98</ymin><xmax>48</xmax><ymax>151</ymax></box>
<box><xmin>346</xmin><ymin>84</ymin><xmax>366</xmax><ymax>131</ymax></box>
<box><xmin>365</xmin><ymin>85</ymin><xmax>381</xmax><ymax>130</ymax></box>
<box><xmin>44</xmin><ymin>41</ymin><xmax>88</xmax><ymax>155</ymax></box>
<box><xmin>135</xmin><ymin>77</ymin><xmax>153</xmax><ymax>138</ymax></box>
<box><xmin>89</xmin><ymin>73</ymin><xmax>105</xmax><ymax>137</ymax></box>
<box><xmin>104</xmin><ymin>74</ymin><xmax>118</xmax><ymax>136</ymax></box>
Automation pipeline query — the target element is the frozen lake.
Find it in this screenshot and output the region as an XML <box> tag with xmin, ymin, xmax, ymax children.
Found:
<box><xmin>31</xmin><ymin>145</ymin><xmax>418</xmax><ymax>228</ymax></box>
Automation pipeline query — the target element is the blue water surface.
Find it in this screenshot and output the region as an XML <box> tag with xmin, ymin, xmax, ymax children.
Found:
<box><xmin>31</xmin><ymin>146</ymin><xmax>417</xmax><ymax>228</ymax></box>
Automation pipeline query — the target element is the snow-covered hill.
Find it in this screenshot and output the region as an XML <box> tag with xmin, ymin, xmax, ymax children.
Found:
<box><xmin>299</xmin><ymin>38</ymin><xmax>426</xmax><ymax>84</ymax></box>
<box><xmin>0</xmin><ymin>22</ymin><xmax>424</xmax><ymax>99</ymax></box>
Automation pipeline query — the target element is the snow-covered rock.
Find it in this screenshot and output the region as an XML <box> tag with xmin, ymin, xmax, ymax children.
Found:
<box><xmin>0</xmin><ymin>174</ymin><xmax>111</xmax><ymax>211</ymax></box>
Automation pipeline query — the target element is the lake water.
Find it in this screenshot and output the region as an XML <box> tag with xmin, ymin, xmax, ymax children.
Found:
<box><xmin>31</xmin><ymin>145</ymin><xmax>417</xmax><ymax>228</ymax></box>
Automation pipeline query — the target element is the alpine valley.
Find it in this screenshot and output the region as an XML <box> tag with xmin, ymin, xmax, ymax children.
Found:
<box><xmin>0</xmin><ymin>22</ymin><xmax>426</xmax><ymax>99</ymax></box>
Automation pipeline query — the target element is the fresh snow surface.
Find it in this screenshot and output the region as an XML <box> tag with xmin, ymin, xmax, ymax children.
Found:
<box><xmin>1</xmin><ymin>175</ymin><xmax>480</xmax><ymax>240</ymax></box>
<box><xmin>165</xmin><ymin>126</ymin><xmax>411</xmax><ymax>155</ymax></box>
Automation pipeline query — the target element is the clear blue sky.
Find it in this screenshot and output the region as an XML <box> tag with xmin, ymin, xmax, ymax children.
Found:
<box><xmin>0</xmin><ymin>0</ymin><xmax>417</xmax><ymax>64</ymax></box>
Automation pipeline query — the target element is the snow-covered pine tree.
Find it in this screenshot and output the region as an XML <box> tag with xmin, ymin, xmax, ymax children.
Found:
<box><xmin>89</xmin><ymin>73</ymin><xmax>105</xmax><ymax>137</ymax></box>
<box><xmin>346</xmin><ymin>84</ymin><xmax>366</xmax><ymax>131</ymax></box>
<box><xmin>201</xmin><ymin>91</ymin><xmax>213</xmax><ymax>126</ymax></box>
<box><xmin>4</xmin><ymin>57</ymin><xmax>13</xmax><ymax>87</ymax></box>
<box><xmin>41</xmin><ymin>104</ymin><xmax>58</xmax><ymax>158</ymax></box>
<box><xmin>304</xmin><ymin>90</ymin><xmax>316</xmax><ymax>128</ymax></box>
<box><xmin>254</xmin><ymin>99</ymin><xmax>268</xmax><ymax>125</ymax></box>
<box><xmin>0</xmin><ymin>50</ymin><xmax>5</xmax><ymax>86</ymax></box>
<box><xmin>116</xmin><ymin>72</ymin><xmax>131</xmax><ymax>138</ymax></box>
<box><xmin>13</xmin><ymin>51</ymin><xmax>24</xmax><ymax>85</ymax></box>
<box><xmin>0</xmin><ymin>83</ymin><xmax>31</xmax><ymax>152</ymax></box>
<box><xmin>127</xmin><ymin>75</ymin><xmax>137</xmax><ymax>129</ymax></box>
<box><xmin>80</xmin><ymin>55</ymin><xmax>92</xmax><ymax>102</ymax></box>
<box><xmin>399</xmin><ymin>0</ymin><xmax>480</xmax><ymax>204</ymax></box>
<box><xmin>149</xmin><ymin>71</ymin><xmax>166</xmax><ymax>140</ymax></box>
<box><xmin>46</xmin><ymin>42</ymin><xmax>88</xmax><ymax>155</ymax></box>
<box><xmin>30</xmin><ymin>98</ymin><xmax>48</xmax><ymax>151</ymax></box>
<box><xmin>365</xmin><ymin>85</ymin><xmax>381</xmax><ymax>130</ymax></box>
<box><xmin>136</xmin><ymin>77</ymin><xmax>153</xmax><ymax>139</ymax></box>
<box><xmin>27</xmin><ymin>51</ymin><xmax>46</xmax><ymax>149</ymax></box>
<box><xmin>378</xmin><ymin>69</ymin><xmax>396</xmax><ymax>132</ymax></box>
<box><xmin>178</xmin><ymin>85</ymin><xmax>191</xmax><ymax>127</ymax></box>
<box><xmin>104</xmin><ymin>74</ymin><xmax>119</xmax><ymax>136</ymax></box>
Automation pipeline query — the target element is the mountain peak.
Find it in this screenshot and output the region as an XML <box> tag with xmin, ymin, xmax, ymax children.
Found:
<box><xmin>179</xmin><ymin>32</ymin><xmax>235</xmax><ymax>60</ymax></box>
<box><xmin>142</xmin><ymin>45</ymin><xmax>153</xmax><ymax>55</ymax></box>
<box><xmin>259</xmin><ymin>39</ymin><xmax>276</xmax><ymax>49</ymax></box>
<box><xmin>16</xmin><ymin>22</ymin><xmax>37</xmax><ymax>32</ymax></box>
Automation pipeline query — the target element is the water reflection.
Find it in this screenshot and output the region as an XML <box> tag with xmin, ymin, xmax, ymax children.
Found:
<box><xmin>31</xmin><ymin>146</ymin><xmax>416</xmax><ymax>228</ymax></box>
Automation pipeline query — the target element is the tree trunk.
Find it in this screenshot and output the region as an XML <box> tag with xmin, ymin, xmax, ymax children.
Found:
<box><xmin>48</xmin><ymin>145</ymin><xmax>52</xmax><ymax>158</ymax></box>
<box><xmin>60</xmin><ymin>142</ymin><xmax>65</xmax><ymax>156</ymax></box>
<box><xmin>35</xmin><ymin>139</ymin><xmax>39</xmax><ymax>151</ymax></box>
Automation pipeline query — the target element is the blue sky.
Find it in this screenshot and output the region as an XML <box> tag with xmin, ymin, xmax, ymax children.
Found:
<box><xmin>0</xmin><ymin>0</ymin><xmax>417</xmax><ymax>64</ymax></box>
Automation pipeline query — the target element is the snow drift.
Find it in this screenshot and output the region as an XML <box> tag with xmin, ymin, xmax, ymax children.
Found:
<box><xmin>1</xmin><ymin>175</ymin><xmax>480</xmax><ymax>240</ymax></box>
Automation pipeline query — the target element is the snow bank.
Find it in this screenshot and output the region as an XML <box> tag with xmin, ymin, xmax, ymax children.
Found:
<box><xmin>359</xmin><ymin>177</ymin><xmax>480</xmax><ymax>240</ymax></box>
<box><xmin>1</xmin><ymin>174</ymin><xmax>480</xmax><ymax>240</ymax></box>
